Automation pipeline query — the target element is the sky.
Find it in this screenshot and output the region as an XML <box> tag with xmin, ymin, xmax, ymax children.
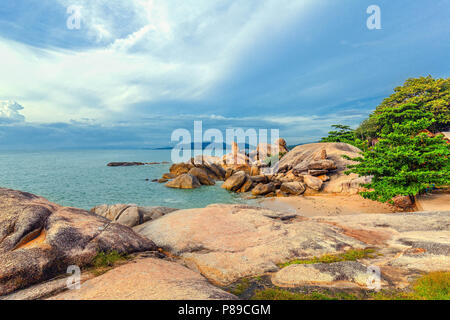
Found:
<box><xmin>0</xmin><ymin>0</ymin><xmax>449</xmax><ymax>149</ymax></box>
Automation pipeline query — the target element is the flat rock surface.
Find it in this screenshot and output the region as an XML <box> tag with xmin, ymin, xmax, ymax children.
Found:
<box><xmin>272</xmin><ymin>261</ymin><xmax>373</xmax><ymax>288</ymax></box>
<box><xmin>135</xmin><ymin>204</ymin><xmax>449</xmax><ymax>288</ymax></box>
<box><xmin>49</xmin><ymin>258</ymin><xmax>237</xmax><ymax>300</ymax></box>
<box><xmin>0</xmin><ymin>188</ymin><xmax>156</xmax><ymax>296</ymax></box>
<box><xmin>134</xmin><ymin>204</ymin><xmax>367</xmax><ymax>285</ymax></box>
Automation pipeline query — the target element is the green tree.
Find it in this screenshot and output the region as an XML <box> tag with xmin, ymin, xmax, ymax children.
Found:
<box><xmin>321</xmin><ymin>124</ymin><xmax>368</xmax><ymax>150</ymax></box>
<box><xmin>346</xmin><ymin>107</ymin><xmax>450</xmax><ymax>203</ymax></box>
<box><xmin>358</xmin><ymin>76</ymin><xmax>450</xmax><ymax>138</ymax></box>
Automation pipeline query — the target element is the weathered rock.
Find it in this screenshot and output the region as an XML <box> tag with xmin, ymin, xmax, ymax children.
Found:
<box><xmin>314</xmin><ymin>148</ymin><xmax>327</xmax><ymax>161</ymax></box>
<box><xmin>392</xmin><ymin>195</ymin><xmax>414</xmax><ymax>209</ymax></box>
<box><xmin>188</xmin><ymin>167</ymin><xmax>215</xmax><ymax>186</ymax></box>
<box><xmin>222</xmin><ymin>171</ymin><xmax>248</xmax><ymax>191</ymax></box>
<box><xmin>276</xmin><ymin>190</ymin><xmax>287</xmax><ymax>197</ymax></box>
<box><xmin>308</xmin><ymin>169</ymin><xmax>328</xmax><ymax>176</ymax></box>
<box><xmin>303</xmin><ymin>175</ymin><xmax>323</xmax><ymax>191</ymax></box>
<box><xmin>322</xmin><ymin>174</ymin><xmax>372</xmax><ymax>194</ymax></box>
<box><xmin>49</xmin><ymin>258</ymin><xmax>237</xmax><ymax>300</ymax></box>
<box><xmin>165</xmin><ymin>174</ymin><xmax>201</xmax><ymax>189</ymax></box>
<box><xmin>250</xmin><ymin>166</ymin><xmax>260</xmax><ymax>176</ymax></box>
<box><xmin>162</xmin><ymin>173</ymin><xmax>176</xmax><ymax>180</ymax></box>
<box><xmin>278</xmin><ymin>143</ymin><xmax>371</xmax><ymax>194</ymax></box>
<box><xmin>250</xmin><ymin>175</ymin><xmax>269</xmax><ymax>184</ymax></box>
<box><xmin>107</xmin><ymin>162</ymin><xmax>145</xmax><ymax>167</ymax></box>
<box><xmin>169</xmin><ymin>163</ymin><xmax>193</xmax><ymax>176</ymax></box>
<box><xmin>135</xmin><ymin>205</ymin><xmax>450</xmax><ymax>288</ymax></box>
<box><xmin>204</xmin><ymin>163</ymin><xmax>226</xmax><ymax>181</ymax></box>
<box><xmin>0</xmin><ymin>188</ymin><xmax>157</xmax><ymax>296</ymax></box>
<box><xmin>134</xmin><ymin>204</ymin><xmax>368</xmax><ymax>285</ymax></box>
<box><xmin>158</xmin><ymin>178</ymin><xmax>168</xmax><ymax>183</ymax></box>
<box><xmin>91</xmin><ymin>204</ymin><xmax>178</xmax><ymax>227</ymax></box>
<box><xmin>307</xmin><ymin>159</ymin><xmax>337</xmax><ymax>171</ymax></box>
<box><xmin>225</xmin><ymin>168</ymin><xmax>234</xmax><ymax>180</ymax></box>
<box><xmin>251</xmin><ymin>183</ymin><xmax>276</xmax><ymax>196</ymax></box>
<box><xmin>278</xmin><ymin>143</ymin><xmax>359</xmax><ymax>173</ymax></box>
<box><xmin>280</xmin><ymin>182</ymin><xmax>306</xmax><ymax>196</ymax></box>
<box><xmin>272</xmin><ymin>261</ymin><xmax>374</xmax><ymax>288</ymax></box>
<box><xmin>317</xmin><ymin>175</ymin><xmax>330</xmax><ymax>182</ymax></box>
<box><xmin>237</xmin><ymin>179</ymin><xmax>253</xmax><ymax>193</ymax></box>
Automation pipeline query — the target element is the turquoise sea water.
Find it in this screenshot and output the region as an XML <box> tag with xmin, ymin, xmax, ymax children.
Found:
<box><xmin>0</xmin><ymin>149</ymin><xmax>251</xmax><ymax>210</ymax></box>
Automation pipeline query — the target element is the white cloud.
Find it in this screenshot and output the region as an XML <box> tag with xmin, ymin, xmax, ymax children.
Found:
<box><xmin>0</xmin><ymin>100</ymin><xmax>25</xmax><ymax>123</ymax></box>
<box><xmin>0</xmin><ymin>0</ymin><xmax>313</xmax><ymax>123</ymax></box>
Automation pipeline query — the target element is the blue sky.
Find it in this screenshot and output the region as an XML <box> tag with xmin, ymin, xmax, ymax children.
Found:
<box><xmin>0</xmin><ymin>0</ymin><xmax>449</xmax><ymax>149</ymax></box>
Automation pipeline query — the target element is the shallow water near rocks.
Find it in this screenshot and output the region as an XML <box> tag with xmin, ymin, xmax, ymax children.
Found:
<box><xmin>0</xmin><ymin>149</ymin><xmax>253</xmax><ymax>210</ymax></box>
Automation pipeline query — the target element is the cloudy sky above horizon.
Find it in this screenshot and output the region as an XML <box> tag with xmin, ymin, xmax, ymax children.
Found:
<box><xmin>0</xmin><ymin>0</ymin><xmax>449</xmax><ymax>149</ymax></box>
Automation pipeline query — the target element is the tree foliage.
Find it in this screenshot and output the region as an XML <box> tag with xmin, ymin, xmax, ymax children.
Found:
<box><xmin>358</xmin><ymin>76</ymin><xmax>450</xmax><ymax>138</ymax></box>
<box><xmin>345</xmin><ymin>106</ymin><xmax>450</xmax><ymax>203</ymax></box>
<box><xmin>321</xmin><ymin>125</ymin><xmax>368</xmax><ymax>150</ymax></box>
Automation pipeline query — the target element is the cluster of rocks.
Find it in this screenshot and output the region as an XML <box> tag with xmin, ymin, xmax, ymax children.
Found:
<box><xmin>157</xmin><ymin>141</ymin><xmax>371</xmax><ymax>199</ymax></box>
<box><xmin>159</xmin><ymin>158</ymin><xmax>226</xmax><ymax>189</ymax></box>
<box><xmin>1</xmin><ymin>187</ymin><xmax>448</xmax><ymax>300</ymax></box>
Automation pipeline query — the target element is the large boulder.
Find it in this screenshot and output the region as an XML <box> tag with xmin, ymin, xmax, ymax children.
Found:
<box><xmin>133</xmin><ymin>204</ymin><xmax>368</xmax><ymax>286</ymax></box>
<box><xmin>307</xmin><ymin>159</ymin><xmax>337</xmax><ymax>171</ymax></box>
<box><xmin>278</xmin><ymin>143</ymin><xmax>360</xmax><ymax>173</ymax></box>
<box><xmin>303</xmin><ymin>175</ymin><xmax>323</xmax><ymax>191</ymax></box>
<box><xmin>0</xmin><ymin>188</ymin><xmax>157</xmax><ymax>296</ymax></box>
<box><xmin>251</xmin><ymin>183</ymin><xmax>276</xmax><ymax>196</ymax></box>
<box><xmin>190</xmin><ymin>157</ymin><xmax>226</xmax><ymax>180</ymax></box>
<box><xmin>277</xmin><ymin>143</ymin><xmax>372</xmax><ymax>194</ymax></box>
<box><xmin>188</xmin><ymin>168</ymin><xmax>215</xmax><ymax>186</ymax></box>
<box><xmin>49</xmin><ymin>258</ymin><xmax>236</xmax><ymax>300</ymax></box>
<box><xmin>392</xmin><ymin>195</ymin><xmax>415</xmax><ymax>210</ymax></box>
<box><xmin>134</xmin><ymin>205</ymin><xmax>450</xmax><ymax>288</ymax></box>
<box><xmin>280</xmin><ymin>182</ymin><xmax>306</xmax><ymax>196</ymax></box>
<box><xmin>165</xmin><ymin>174</ymin><xmax>201</xmax><ymax>189</ymax></box>
<box><xmin>169</xmin><ymin>163</ymin><xmax>193</xmax><ymax>176</ymax></box>
<box><xmin>91</xmin><ymin>204</ymin><xmax>178</xmax><ymax>227</ymax></box>
<box><xmin>222</xmin><ymin>171</ymin><xmax>248</xmax><ymax>191</ymax></box>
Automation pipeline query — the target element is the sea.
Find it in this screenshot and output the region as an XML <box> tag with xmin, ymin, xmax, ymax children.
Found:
<box><xmin>0</xmin><ymin>149</ymin><xmax>254</xmax><ymax>210</ymax></box>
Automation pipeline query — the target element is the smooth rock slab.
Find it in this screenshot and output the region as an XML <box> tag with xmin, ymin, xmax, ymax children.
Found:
<box><xmin>134</xmin><ymin>204</ymin><xmax>366</xmax><ymax>286</ymax></box>
<box><xmin>272</xmin><ymin>261</ymin><xmax>372</xmax><ymax>288</ymax></box>
<box><xmin>91</xmin><ymin>204</ymin><xmax>178</xmax><ymax>227</ymax></box>
<box><xmin>49</xmin><ymin>258</ymin><xmax>237</xmax><ymax>300</ymax></box>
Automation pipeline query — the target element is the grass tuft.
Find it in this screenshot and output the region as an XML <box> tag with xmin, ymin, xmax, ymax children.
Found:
<box><xmin>90</xmin><ymin>250</ymin><xmax>129</xmax><ymax>276</ymax></box>
<box><xmin>279</xmin><ymin>248</ymin><xmax>376</xmax><ymax>268</ymax></box>
<box><xmin>251</xmin><ymin>288</ymin><xmax>359</xmax><ymax>300</ymax></box>
<box><xmin>371</xmin><ymin>271</ymin><xmax>450</xmax><ymax>300</ymax></box>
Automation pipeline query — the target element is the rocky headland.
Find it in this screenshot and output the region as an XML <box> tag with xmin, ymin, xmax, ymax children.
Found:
<box><xmin>0</xmin><ymin>186</ymin><xmax>448</xmax><ymax>300</ymax></box>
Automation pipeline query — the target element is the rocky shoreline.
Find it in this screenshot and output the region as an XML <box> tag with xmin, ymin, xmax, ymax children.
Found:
<box><xmin>0</xmin><ymin>186</ymin><xmax>448</xmax><ymax>300</ymax></box>
<box><xmin>0</xmin><ymin>140</ymin><xmax>447</xmax><ymax>300</ymax></box>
